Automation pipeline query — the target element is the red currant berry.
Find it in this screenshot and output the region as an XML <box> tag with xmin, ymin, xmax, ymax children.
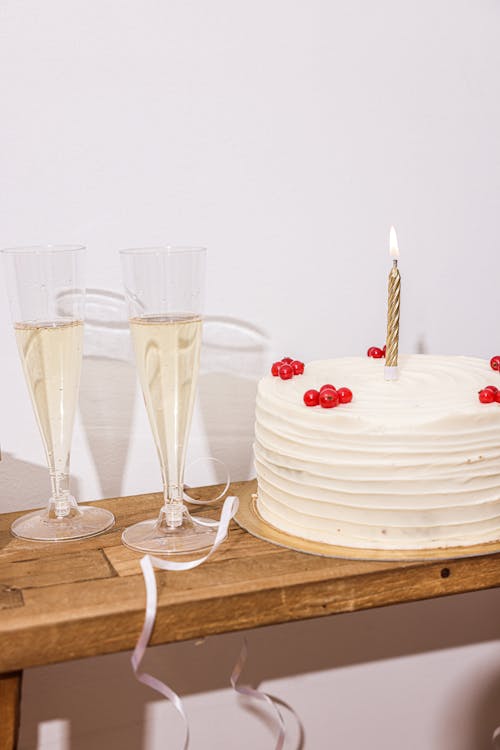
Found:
<box><xmin>382</xmin><ymin>345</ymin><xmax>386</xmax><ymax>356</ymax></box>
<box><xmin>479</xmin><ymin>389</ymin><xmax>495</xmax><ymax>404</ymax></box>
<box><xmin>271</xmin><ymin>362</ymin><xmax>282</xmax><ymax>376</ymax></box>
<box><xmin>303</xmin><ymin>389</ymin><xmax>320</xmax><ymax>407</ymax></box>
<box><xmin>496</xmin><ymin>392</ymin><xmax>500</xmax><ymax>403</ymax></box>
<box><xmin>279</xmin><ymin>363</ymin><xmax>293</xmax><ymax>380</ymax></box>
<box><xmin>320</xmin><ymin>384</ymin><xmax>336</xmax><ymax>393</ymax></box>
<box><xmin>367</xmin><ymin>347</ymin><xmax>377</xmax><ymax>357</ymax></box>
<box><xmin>337</xmin><ymin>387</ymin><xmax>353</xmax><ymax>404</ymax></box>
<box><xmin>485</xmin><ymin>385</ymin><xmax>499</xmax><ymax>395</ymax></box>
<box><xmin>292</xmin><ymin>360</ymin><xmax>305</xmax><ymax>375</ymax></box>
<box><xmin>319</xmin><ymin>388</ymin><xmax>340</xmax><ymax>408</ymax></box>
<box><xmin>281</xmin><ymin>357</ymin><xmax>293</xmax><ymax>364</ymax></box>
<box><xmin>371</xmin><ymin>347</ymin><xmax>384</xmax><ymax>359</ymax></box>
<box><xmin>490</xmin><ymin>356</ymin><xmax>500</xmax><ymax>371</ymax></box>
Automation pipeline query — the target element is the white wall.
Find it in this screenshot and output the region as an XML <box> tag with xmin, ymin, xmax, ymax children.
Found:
<box><xmin>1</xmin><ymin>0</ymin><xmax>500</xmax><ymax>747</ymax></box>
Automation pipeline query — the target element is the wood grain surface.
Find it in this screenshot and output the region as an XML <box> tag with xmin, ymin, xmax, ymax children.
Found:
<box><xmin>1</xmin><ymin>479</ymin><xmax>500</xmax><ymax>674</ymax></box>
<box><xmin>0</xmin><ymin>671</ymin><xmax>22</xmax><ymax>750</ymax></box>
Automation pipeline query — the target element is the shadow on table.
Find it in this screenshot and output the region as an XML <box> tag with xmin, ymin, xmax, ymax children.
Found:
<box><xmin>449</xmin><ymin>670</ymin><xmax>500</xmax><ymax>750</ymax></box>
<box><xmin>0</xmin><ymin>452</ymin><xmax>64</xmax><ymax>513</ymax></box>
<box><xmin>0</xmin><ymin>453</ymin><xmax>80</xmax><ymax>551</ymax></box>
<box><xmin>17</xmin><ymin>587</ymin><xmax>500</xmax><ymax>749</ymax></box>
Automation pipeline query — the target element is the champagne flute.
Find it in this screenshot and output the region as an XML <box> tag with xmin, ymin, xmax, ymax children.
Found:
<box><xmin>120</xmin><ymin>247</ymin><xmax>217</xmax><ymax>554</ymax></box>
<box><xmin>2</xmin><ymin>246</ymin><xmax>115</xmax><ymax>541</ymax></box>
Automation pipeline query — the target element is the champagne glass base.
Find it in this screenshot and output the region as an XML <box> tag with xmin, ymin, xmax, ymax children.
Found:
<box><xmin>11</xmin><ymin>506</ymin><xmax>115</xmax><ymax>542</ymax></box>
<box><xmin>122</xmin><ymin>515</ymin><xmax>218</xmax><ymax>555</ymax></box>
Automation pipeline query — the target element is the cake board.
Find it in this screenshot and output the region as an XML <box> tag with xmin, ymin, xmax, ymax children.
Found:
<box><xmin>234</xmin><ymin>481</ymin><xmax>500</xmax><ymax>562</ymax></box>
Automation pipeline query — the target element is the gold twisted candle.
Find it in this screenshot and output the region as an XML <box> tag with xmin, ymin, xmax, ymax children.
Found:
<box><xmin>385</xmin><ymin>227</ymin><xmax>401</xmax><ymax>381</ymax></box>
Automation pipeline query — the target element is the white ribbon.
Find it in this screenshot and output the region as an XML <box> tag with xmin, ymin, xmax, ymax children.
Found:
<box><xmin>231</xmin><ymin>637</ymin><xmax>304</xmax><ymax>749</ymax></box>
<box><xmin>183</xmin><ymin>457</ymin><xmax>231</xmax><ymax>506</ymax></box>
<box><xmin>231</xmin><ymin>638</ymin><xmax>285</xmax><ymax>749</ymax></box>
<box><xmin>131</xmin><ymin>495</ymin><xmax>239</xmax><ymax>749</ymax></box>
<box><xmin>131</xmin><ymin>488</ymin><xmax>302</xmax><ymax>749</ymax></box>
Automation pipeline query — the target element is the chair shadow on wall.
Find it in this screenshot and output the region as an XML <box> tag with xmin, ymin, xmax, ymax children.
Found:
<box><xmin>197</xmin><ymin>315</ymin><xmax>270</xmax><ymax>483</ymax></box>
<box><xmin>79</xmin><ymin>302</ymin><xmax>270</xmax><ymax>496</ymax></box>
<box><xmin>78</xmin><ymin>290</ymin><xmax>137</xmax><ymax>499</ymax></box>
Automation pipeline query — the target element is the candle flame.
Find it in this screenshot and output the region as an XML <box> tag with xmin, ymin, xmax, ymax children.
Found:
<box><xmin>389</xmin><ymin>226</ymin><xmax>400</xmax><ymax>259</ymax></box>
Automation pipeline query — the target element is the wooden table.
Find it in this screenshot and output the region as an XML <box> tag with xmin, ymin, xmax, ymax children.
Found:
<box><xmin>3</xmin><ymin>478</ymin><xmax>500</xmax><ymax>749</ymax></box>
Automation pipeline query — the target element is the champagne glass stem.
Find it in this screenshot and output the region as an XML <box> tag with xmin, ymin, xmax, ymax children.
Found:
<box><xmin>162</xmin><ymin>475</ymin><xmax>185</xmax><ymax>528</ymax></box>
<box><xmin>49</xmin><ymin>465</ymin><xmax>72</xmax><ymax>517</ymax></box>
<box><xmin>163</xmin><ymin>500</ymin><xmax>184</xmax><ymax>528</ymax></box>
<box><xmin>165</xmin><ymin>483</ymin><xmax>183</xmax><ymax>503</ymax></box>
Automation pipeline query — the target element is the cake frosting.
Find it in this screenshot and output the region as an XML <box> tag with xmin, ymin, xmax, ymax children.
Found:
<box><xmin>254</xmin><ymin>354</ymin><xmax>500</xmax><ymax>550</ymax></box>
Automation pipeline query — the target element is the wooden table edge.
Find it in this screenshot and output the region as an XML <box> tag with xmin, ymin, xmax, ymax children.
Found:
<box><xmin>2</xmin><ymin>550</ymin><xmax>500</xmax><ymax>673</ymax></box>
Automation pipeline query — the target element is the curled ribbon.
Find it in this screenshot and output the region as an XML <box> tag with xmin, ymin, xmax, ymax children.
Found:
<box><xmin>131</xmin><ymin>494</ymin><xmax>239</xmax><ymax>750</ymax></box>
<box><xmin>231</xmin><ymin>638</ymin><xmax>285</xmax><ymax>748</ymax></box>
<box><xmin>131</xmin><ymin>474</ymin><xmax>301</xmax><ymax>748</ymax></box>
<box><xmin>183</xmin><ymin>457</ymin><xmax>231</xmax><ymax>506</ymax></box>
<box><xmin>231</xmin><ymin>638</ymin><xmax>305</xmax><ymax>749</ymax></box>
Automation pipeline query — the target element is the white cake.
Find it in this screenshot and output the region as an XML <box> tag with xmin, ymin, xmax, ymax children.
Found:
<box><xmin>254</xmin><ymin>354</ymin><xmax>500</xmax><ymax>550</ymax></box>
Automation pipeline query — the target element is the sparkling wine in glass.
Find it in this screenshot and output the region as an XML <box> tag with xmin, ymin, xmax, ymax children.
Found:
<box><xmin>2</xmin><ymin>246</ymin><xmax>115</xmax><ymax>541</ymax></box>
<box><xmin>120</xmin><ymin>247</ymin><xmax>217</xmax><ymax>554</ymax></box>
